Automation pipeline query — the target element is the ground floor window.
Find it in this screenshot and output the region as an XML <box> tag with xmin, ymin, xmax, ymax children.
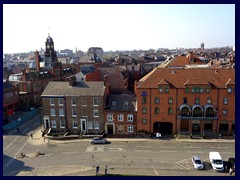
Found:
<box><xmin>72</xmin><ymin>120</ymin><xmax>78</xmax><ymax>129</ymax></box>
<box><xmin>94</xmin><ymin>121</ymin><xmax>99</xmax><ymax>129</ymax></box>
<box><xmin>60</xmin><ymin>121</ymin><xmax>65</xmax><ymax>128</ymax></box>
<box><xmin>51</xmin><ymin>120</ymin><xmax>57</xmax><ymax>128</ymax></box>
<box><xmin>88</xmin><ymin>121</ymin><xmax>93</xmax><ymax>129</ymax></box>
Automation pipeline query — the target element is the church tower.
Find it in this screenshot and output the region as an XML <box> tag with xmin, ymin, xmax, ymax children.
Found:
<box><xmin>44</xmin><ymin>33</ymin><xmax>59</xmax><ymax>68</ymax></box>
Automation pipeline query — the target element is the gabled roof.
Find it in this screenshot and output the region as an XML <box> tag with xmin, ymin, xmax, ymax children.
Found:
<box><xmin>225</xmin><ymin>78</ymin><xmax>235</xmax><ymax>86</ymax></box>
<box><xmin>137</xmin><ymin>68</ymin><xmax>235</xmax><ymax>89</ymax></box>
<box><xmin>157</xmin><ymin>79</ymin><xmax>169</xmax><ymax>86</ymax></box>
<box><xmin>184</xmin><ymin>79</ymin><xmax>210</xmax><ymax>86</ymax></box>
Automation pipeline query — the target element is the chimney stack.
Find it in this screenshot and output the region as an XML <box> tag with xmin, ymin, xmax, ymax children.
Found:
<box><xmin>35</xmin><ymin>50</ymin><xmax>40</xmax><ymax>71</ymax></box>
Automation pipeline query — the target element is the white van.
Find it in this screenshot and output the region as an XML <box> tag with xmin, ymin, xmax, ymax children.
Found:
<box><xmin>209</xmin><ymin>152</ymin><xmax>224</xmax><ymax>172</ymax></box>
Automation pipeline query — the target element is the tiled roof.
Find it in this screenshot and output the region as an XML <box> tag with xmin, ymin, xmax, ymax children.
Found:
<box><xmin>225</xmin><ymin>78</ymin><xmax>235</xmax><ymax>86</ymax></box>
<box><xmin>105</xmin><ymin>94</ymin><xmax>136</xmax><ymax>111</ymax></box>
<box><xmin>157</xmin><ymin>79</ymin><xmax>169</xmax><ymax>85</ymax></box>
<box><xmin>165</xmin><ymin>55</ymin><xmax>205</xmax><ymax>67</ymax></box>
<box><xmin>184</xmin><ymin>79</ymin><xmax>210</xmax><ymax>85</ymax></box>
<box><xmin>41</xmin><ymin>81</ymin><xmax>105</xmax><ymax>97</ymax></box>
<box><xmin>137</xmin><ymin>68</ymin><xmax>235</xmax><ymax>89</ymax></box>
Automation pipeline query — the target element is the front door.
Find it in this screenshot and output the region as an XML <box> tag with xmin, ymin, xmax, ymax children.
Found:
<box><xmin>81</xmin><ymin>119</ymin><xmax>86</xmax><ymax>134</ymax></box>
<box><xmin>107</xmin><ymin>124</ymin><xmax>113</xmax><ymax>134</ymax></box>
<box><xmin>44</xmin><ymin>118</ymin><xmax>50</xmax><ymax>129</ymax></box>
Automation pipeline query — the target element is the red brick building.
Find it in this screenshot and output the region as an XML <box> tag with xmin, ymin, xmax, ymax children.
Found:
<box><xmin>135</xmin><ymin>68</ymin><xmax>235</xmax><ymax>137</ymax></box>
<box><xmin>104</xmin><ymin>94</ymin><xmax>137</xmax><ymax>137</ymax></box>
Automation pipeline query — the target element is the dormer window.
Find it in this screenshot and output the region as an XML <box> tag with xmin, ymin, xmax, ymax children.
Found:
<box><xmin>227</xmin><ymin>87</ymin><xmax>232</xmax><ymax>93</ymax></box>
<box><xmin>159</xmin><ymin>86</ymin><xmax>163</xmax><ymax>93</ymax></box>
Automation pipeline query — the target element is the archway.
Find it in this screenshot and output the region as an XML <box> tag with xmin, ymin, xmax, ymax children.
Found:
<box><xmin>153</xmin><ymin>122</ymin><xmax>173</xmax><ymax>135</ymax></box>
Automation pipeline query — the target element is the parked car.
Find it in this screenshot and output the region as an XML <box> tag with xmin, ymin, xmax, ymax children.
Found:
<box><xmin>209</xmin><ymin>152</ymin><xmax>224</xmax><ymax>172</ymax></box>
<box><xmin>89</xmin><ymin>137</ymin><xmax>109</xmax><ymax>144</ymax></box>
<box><xmin>192</xmin><ymin>156</ymin><xmax>204</xmax><ymax>170</ymax></box>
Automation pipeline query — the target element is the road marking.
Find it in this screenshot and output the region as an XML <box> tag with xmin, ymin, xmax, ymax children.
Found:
<box><xmin>136</xmin><ymin>146</ymin><xmax>152</xmax><ymax>148</ymax></box>
<box><xmin>211</xmin><ymin>147</ymin><xmax>228</xmax><ymax>149</ymax></box>
<box><xmin>186</xmin><ymin>151</ymin><xmax>204</xmax><ymax>153</ymax></box>
<box><xmin>184</xmin><ymin>147</ymin><xmax>202</xmax><ymax>149</ymax></box>
<box><xmin>175</xmin><ymin>159</ymin><xmax>190</xmax><ymax>170</ymax></box>
<box><xmin>61</xmin><ymin>151</ymin><xmax>78</xmax><ymax>155</ymax></box>
<box><xmin>135</xmin><ymin>150</ymin><xmax>151</xmax><ymax>152</ymax></box>
<box><xmin>159</xmin><ymin>146</ymin><xmax>176</xmax><ymax>148</ymax></box>
<box><xmin>160</xmin><ymin>150</ymin><xmax>177</xmax><ymax>153</ymax></box>
<box><xmin>151</xmin><ymin>165</ymin><xmax>159</xmax><ymax>176</ymax></box>
<box><xmin>85</xmin><ymin>146</ymin><xmax>104</xmax><ymax>152</ymax></box>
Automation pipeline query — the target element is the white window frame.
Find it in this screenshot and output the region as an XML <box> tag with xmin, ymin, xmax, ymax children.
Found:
<box><xmin>50</xmin><ymin>98</ymin><xmax>55</xmax><ymax>106</ymax></box>
<box><xmin>93</xmin><ymin>109</ymin><xmax>99</xmax><ymax>117</ymax></box>
<box><xmin>128</xmin><ymin>125</ymin><xmax>133</xmax><ymax>132</ymax></box>
<box><xmin>227</xmin><ymin>87</ymin><xmax>232</xmax><ymax>93</ymax></box>
<box><xmin>59</xmin><ymin>108</ymin><xmax>64</xmax><ymax>117</ymax></box>
<box><xmin>71</xmin><ymin>98</ymin><xmax>77</xmax><ymax>106</ymax></box>
<box><xmin>107</xmin><ymin>113</ymin><xmax>113</xmax><ymax>121</ymax></box>
<box><xmin>72</xmin><ymin>109</ymin><xmax>77</xmax><ymax>117</ymax></box>
<box><xmin>118</xmin><ymin>114</ymin><xmax>124</xmax><ymax>121</ymax></box>
<box><xmin>93</xmin><ymin>98</ymin><xmax>98</xmax><ymax>107</ymax></box>
<box><xmin>88</xmin><ymin>121</ymin><xmax>93</xmax><ymax>129</ymax></box>
<box><xmin>58</xmin><ymin>98</ymin><xmax>64</xmax><ymax>106</ymax></box>
<box><xmin>51</xmin><ymin>120</ymin><xmax>57</xmax><ymax>128</ymax></box>
<box><xmin>94</xmin><ymin>121</ymin><xmax>99</xmax><ymax>129</ymax></box>
<box><xmin>72</xmin><ymin>120</ymin><xmax>78</xmax><ymax>129</ymax></box>
<box><xmin>223</xmin><ymin>98</ymin><xmax>228</xmax><ymax>105</ymax></box>
<box><xmin>60</xmin><ymin>121</ymin><xmax>65</xmax><ymax>128</ymax></box>
<box><xmin>50</xmin><ymin>108</ymin><xmax>56</xmax><ymax>116</ymax></box>
<box><xmin>128</xmin><ymin>114</ymin><xmax>134</xmax><ymax>122</ymax></box>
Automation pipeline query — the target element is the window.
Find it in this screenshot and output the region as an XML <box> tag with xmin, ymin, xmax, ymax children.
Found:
<box><xmin>185</xmin><ymin>86</ymin><xmax>190</xmax><ymax>93</ymax></box>
<box><xmin>192</xmin><ymin>87</ymin><xmax>195</xmax><ymax>93</ymax></box>
<box><xmin>159</xmin><ymin>86</ymin><xmax>163</xmax><ymax>93</ymax></box>
<box><xmin>60</xmin><ymin>121</ymin><xmax>65</xmax><ymax>128</ymax></box>
<box><xmin>51</xmin><ymin>120</ymin><xmax>56</xmax><ymax>128</ymax></box>
<box><xmin>195</xmin><ymin>87</ymin><xmax>200</xmax><ymax>93</ymax></box>
<box><xmin>154</xmin><ymin>107</ymin><xmax>160</xmax><ymax>114</ymax></box>
<box><xmin>168</xmin><ymin>107</ymin><xmax>173</xmax><ymax>115</ymax></box>
<box><xmin>93</xmin><ymin>98</ymin><xmax>98</xmax><ymax>106</ymax></box>
<box><xmin>50</xmin><ymin>98</ymin><xmax>55</xmax><ymax>106</ymax></box>
<box><xmin>227</xmin><ymin>87</ymin><xmax>232</xmax><ymax>93</ymax></box>
<box><xmin>168</xmin><ymin>97</ymin><xmax>173</xmax><ymax>104</ymax></box>
<box><xmin>128</xmin><ymin>114</ymin><xmax>134</xmax><ymax>122</ymax></box>
<box><xmin>155</xmin><ymin>97</ymin><xmax>160</xmax><ymax>104</ymax></box>
<box><xmin>88</xmin><ymin>121</ymin><xmax>93</xmax><ymax>129</ymax></box>
<box><xmin>82</xmin><ymin>108</ymin><xmax>87</xmax><ymax>117</ymax></box>
<box><xmin>200</xmin><ymin>86</ymin><xmax>204</xmax><ymax>93</ymax></box>
<box><xmin>142</xmin><ymin>107</ymin><xmax>147</xmax><ymax>114</ymax></box>
<box><xmin>72</xmin><ymin>109</ymin><xmax>77</xmax><ymax>117</ymax></box>
<box><xmin>142</xmin><ymin>118</ymin><xmax>147</xmax><ymax>124</ymax></box>
<box><xmin>142</xmin><ymin>97</ymin><xmax>147</xmax><ymax>104</ymax></box>
<box><xmin>118</xmin><ymin>114</ymin><xmax>124</xmax><ymax>121</ymax></box>
<box><xmin>93</xmin><ymin>109</ymin><xmax>99</xmax><ymax>117</ymax></box>
<box><xmin>223</xmin><ymin>108</ymin><xmax>228</xmax><ymax>115</ymax></box>
<box><xmin>107</xmin><ymin>113</ymin><xmax>113</xmax><ymax>121</ymax></box>
<box><xmin>195</xmin><ymin>98</ymin><xmax>200</xmax><ymax>104</ymax></box>
<box><xmin>128</xmin><ymin>125</ymin><xmax>133</xmax><ymax>132</ymax></box>
<box><xmin>183</xmin><ymin>97</ymin><xmax>187</xmax><ymax>104</ymax></box>
<box><xmin>165</xmin><ymin>86</ymin><xmax>169</xmax><ymax>93</ymax></box>
<box><xmin>58</xmin><ymin>98</ymin><xmax>64</xmax><ymax>106</ymax></box>
<box><xmin>112</xmin><ymin>101</ymin><xmax>116</xmax><ymax>106</ymax></box>
<box><xmin>124</xmin><ymin>101</ymin><xmax>128</xmax><ymax>106</ymax></box>
<box><xmin>207</xmin><ymin>97</ymin><xmax>211</xmax><ymax>104</ymax></box>
<box><xmin>71</xmin><ymin>98</ymin><xmax>76</xmax><ymax>106</ymax></box>
<box><xmin>206</xmin><ymin>86</ymin><xmax>210</xmax><ymax>93</ymax></box>
<box><xmin>51</xmin><ymin>108</ymin><xmax>56</xmax><ymax>116</ymax></box>
<box><xmin>223</xmin><ymin>98</ymin><xmax>228</xmax><ymax>105</ymax></box>
<box><xmin>59</xmin><ymin>108</ymin><xmax>64</xmax><ymax>116</ymax></box>
<box><xmin>94</xmin><ymin>121</ymin><xmax>99</xmax><ymax>129</ymax></box>
<box><xmin>72</xmin><ymin>121</ymin><xmax>78</xmax><ymax>129</ymax></box>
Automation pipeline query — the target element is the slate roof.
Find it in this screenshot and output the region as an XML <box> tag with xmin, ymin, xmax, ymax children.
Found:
<box><xmin>41</xmin><ymin>81</ymin><xmax>105</xmax><ymax>97</ymax></box>
<box><xmin>105</xmin><ymin>94</ymin><xmax>136</xmax><ymax>111</ymax></box>
<box><xmin>137</xmin><ymin>68</ymin><xmax>235</xmax><ymax>89</ymax></box>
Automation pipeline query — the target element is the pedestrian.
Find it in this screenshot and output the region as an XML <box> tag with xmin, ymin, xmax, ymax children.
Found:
<box><xmin>105</xmin><ymin>165</ymin><xmax>108</xmax><ymax>175</ymax></box>
<box><xmin>96</xmin><ymin>165</ymin><xmax>99</xmax><ymax>176</ymax></box>
<box><xmin>16</xmin><ymin>127</ymin><xmax>19</xmax><ymax>133</ymax></box>
<box><xmin>31</xmin><ymin>133</ymin><xmax>33</xmax><ymax>139</ymax></box>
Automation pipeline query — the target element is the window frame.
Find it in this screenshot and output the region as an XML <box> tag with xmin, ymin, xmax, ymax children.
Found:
<box><xmin>118</xmin><ymin>114</ymin><xmax>124</xmax><ymax>121</ymax></box>
<box><xmin>127</xmin><ymin>114</ymin><xmax>134</xmax><ymax>122</ymax></box>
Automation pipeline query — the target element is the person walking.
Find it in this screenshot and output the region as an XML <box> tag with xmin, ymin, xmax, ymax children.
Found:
<box><xmin>96</xmin><ymin>165</ymin><xmax>99</xmax><ymax>176</ymax></box>
<box><xmin>105</xmin><ymin>165</ymin><xmax>108</xmax><ymax>175</ymax></box>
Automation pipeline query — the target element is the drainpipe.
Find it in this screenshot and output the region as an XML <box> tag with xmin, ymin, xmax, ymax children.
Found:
<box><xmin>149</xmin><ymin>88</ymin><xmax>152</xmax><ymax>134</ymax></box>
<box><xmin>175</xmin><ymin>88</ymin><xmax>178</xmax><ymax>135</ymax></box>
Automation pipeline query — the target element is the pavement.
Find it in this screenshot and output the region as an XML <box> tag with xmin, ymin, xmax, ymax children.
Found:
<box><xmin>27</xmin><ymin>128</ymin><xmax>235</xmax><ymax>147</ymax></box>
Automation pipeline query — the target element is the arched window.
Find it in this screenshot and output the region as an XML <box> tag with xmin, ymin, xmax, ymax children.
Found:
<box><xmin>168</xmin><ymin>97</ymin><xmax>173</xmax><ymax>104</ymax></box>
<box><xmin>206</xmin><ymin>86</ymin><xmax>210</xmax><ymax>93</ymax></box>
<box><xmin>223</xmin><ymin>97</ymin><xmax>228</xmax><ymax>105</ymax></box>
<box><xmin>155</xmin><ymin>97</ymin><xmax>160</xmax><ymax>104</ymax></box>
<box><xmin>168</xmin><ymin>107</ymin><xmax>173</xmax><ymax>114</ymax></box>
<box><xmin>142</xmin><ymin>107</ymin><xmax>147</xmax><ymax>114</ymax></box>
<box><xmin>207</xmin><ymin>97</ymin><xmax>212</xmax><ymax>104</ymax></box>
<box><xmin>195</xmin><ymin>97</ymin><xmax>200</xmax><ymax>104</ymax></box>
<box><xmin>183</xmin><ymin>97</ymin><xmax>187</xmax><ymax>104</ymax></box>
<box><xmin>142</xmin><ymin>97</ymin><xmax>146</xmax><ymax>104</ymax></box>
<box><xmin>154</xmin><ymin>107</ymin><xmax>160</xmax><ymax>114</ymax></box>
<box><xmin>222</xmin><ymin>108</ymin><xmax>228</xmax><ymax>115</ymax></box>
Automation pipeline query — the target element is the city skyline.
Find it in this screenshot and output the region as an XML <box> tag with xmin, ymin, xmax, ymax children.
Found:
<box><xmin>3</xmin><ymin>4</ymin><xmax>235</xmax><ymax>54</ymax></box>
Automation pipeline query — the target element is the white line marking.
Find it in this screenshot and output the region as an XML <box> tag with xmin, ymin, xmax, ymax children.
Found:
<box><xmin>185</xmin><ymin>151</ymin><xmax>204</xmax><ymax>154</ymax></box>
<box><xmin>136</xmin><ymin>146</ymin><xmax>152</xmax><ymax>148</ymax></box>
<box><xmin>135</xmin><ymin>150</ymin><xmax>151</xmax><ymax>152</ymax></box>
<box><xmin>184</xmin><ymin>147</ymin><xmax>202</xmax><ymax>149</ymax></box>
<box><xmin>159</xmin><ymin>146</ymin><xmax>176</xmax><ymax>148</ymax></box>
<box><xmin>160</xmin><ymin>150</ymin><xmax>177</xmax><ymax>153</ymax></box>
<box><xmin>151</xmin><ymin>165</ymin><xmax>159</xmax><ymax>175</ymax></box>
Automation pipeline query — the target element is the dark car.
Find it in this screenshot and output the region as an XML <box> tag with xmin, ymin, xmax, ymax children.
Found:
<box><xmin>226</xmin><ymin>158</ymin><xmax>235</xmax><ymax>172</ymax></box>
<box><xmin>89</xmin><ymin>137</ymin><xmax>109</xmax><ymax>144</ymax></box>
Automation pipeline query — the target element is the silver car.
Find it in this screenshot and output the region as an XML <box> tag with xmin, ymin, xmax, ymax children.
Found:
<box><xmin>89</xmin><ymin>137</ymin><xmax>108</xmax><ymax>144</ymax></box>
<box><xmin>192</xmin><ymin>156</ymin><xmax>204</xmax><ymax>170</ymax></box>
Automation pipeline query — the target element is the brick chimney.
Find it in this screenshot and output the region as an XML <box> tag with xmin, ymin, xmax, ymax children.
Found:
<box><xmin>35</xmin><ymin>50</ymin><xmax>40</xmax><ymax>71</ymax></box>
<box><xmin>68</xmin><ymin>75</ymin><xmax>76</xmax><ymax>86</ymax></box>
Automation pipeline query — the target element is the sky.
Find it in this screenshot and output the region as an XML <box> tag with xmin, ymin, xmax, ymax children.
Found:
<box><xmin>3</xmin><ymin>4</ymin><xmax>235</xmax><ymax>53</ymax></box>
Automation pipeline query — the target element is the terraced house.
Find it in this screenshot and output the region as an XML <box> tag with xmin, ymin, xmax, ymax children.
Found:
<box><xmin>41</xmin><ymin>75</ymin><xmax>110</xmax><ymax>135</ymax></box>
<box><xmin>135</xmin><ymin>68</ymin><xmax>235</xmax><ymax>138</ymax></box>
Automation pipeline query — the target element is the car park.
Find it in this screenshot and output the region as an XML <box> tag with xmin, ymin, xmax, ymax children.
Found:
<box><xmin>192</xmin><ymin>156</ymin><xmax>204</xmax><ymax>170</ymax></box>
<box><xmin>89</xmin><ymin>137</ymin><xmax>109</xmax><ymax>144</ymax></box>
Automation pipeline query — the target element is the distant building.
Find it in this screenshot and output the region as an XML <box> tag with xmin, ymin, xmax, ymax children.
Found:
<box><xmin>201</xmin><ymin>42</ymin><xmax>204</xmax><ymax>50</ymax></box>
<box><xmin>87</xmin><ymin>47</ymin><xmax>103</xmax><ymax>60</ymax></box>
